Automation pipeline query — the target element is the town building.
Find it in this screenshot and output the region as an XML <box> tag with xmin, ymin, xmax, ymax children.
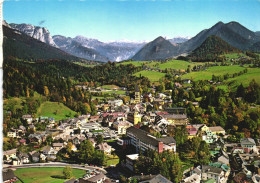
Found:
<box><xmin>127</xmin><ymin>112</ymin><xmax>142</xmax><ymax>125</ymax></box>
<box><xmin>125</xmin><ymin>154</ymin><xmax>139</xmax><ymax>172</ymax></box>
<box><xmin>113</xmin><ymin>121</ymin><xmax>133</xmax><ymax>135</ymax></box>
<box><xmin>135</xmin><ymin>85</ymin><xmax>141</xmax><ymax>104</ymax></box>
<box><xmin>201</xmin><ymin>165</ymin><xmax>226</xmax><ymax>183</ymax></box>
<box><xmin>126</xmin><ymin>127</ymin><xmax>176</xmax><ymax>153</ymax></box>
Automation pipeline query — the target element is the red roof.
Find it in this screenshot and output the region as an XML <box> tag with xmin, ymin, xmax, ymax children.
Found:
<box><xmin>156</xmin><ymin>112</ymin><xmax>168</xmax><ymax>115</ymax></box>
<box><xmin>19</xmin><ymin>139</ymin><xmax>26</xmax><ymax>143</ymax></box>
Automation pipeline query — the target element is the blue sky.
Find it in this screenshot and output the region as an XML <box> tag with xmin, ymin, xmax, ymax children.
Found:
<box><xmin>3</xmin><ymin>0</ymin><xmax>260</xmax><ymax>42</ymax></box>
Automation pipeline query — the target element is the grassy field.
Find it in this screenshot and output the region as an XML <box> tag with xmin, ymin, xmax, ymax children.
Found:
<box><xmin>105</xmin><ymin>155</ymin><xmax>120</xmax><ymax>167</ymax></box>
<box><xmin>93</xmin><ymin>96</ymin><xmax>114</xmax><ymax>100</ymax></box>
<box><xmin>14</xmin><ymin>167</ymin><xmax>85</xmax><ymax>183</ymax></box>
<box><xmin>101</xmin><ymin>85</ymin><xmax>120</xmax><ymax>90</ymax></box>
<box><xmin>101</xmin><ymin>90</ymin><xmax>126</xmax><ymax>95</ymax></box>
<box><xmin>223</xmin><ymin>53</ymin><xmax>247</xmax><ymax>59</ymax></box>
<box><xmin>36</xmin><ymin>101</ymin><xmax>77</xmax><ymax>121</ymax></box>
<box><xmin>224</xmin><ymin>68</ymin><xmax>260</xmax><ymax>87</ymax></box>
<box><xmin>181</xmin><ymin>65</ymin><xmax>246</xmax><ymax>81</ymax></box>
<box><xmin>118</xmin><ymin>61</ymin><xmax>156</xmax><ymax>67</ymax></box>
<box><xmin>158</xmin><ymin>60</ymin><xmax>203</xmax><ymax>70</ymax></box>
<box><xmin>118</xmin><ymin>60</ymin><xmax>204</xmax><ymax>71</ymax></box>
<box><xmin>134</xmin><ymin>70</ymin><xmax>166</xmax><ymax>82</ymax></box>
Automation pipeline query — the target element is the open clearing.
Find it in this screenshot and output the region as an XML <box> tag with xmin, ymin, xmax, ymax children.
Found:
<box><xmin>158</xmin><ymin>60</ymin><xmax>204</xmax><ymax>70</ymax></box>
<box><xmin>101</xmin><ymin>85</ymin><xmax>120</xmax><ymax>90</ymax></box>
<box><xmin>224</xmin><ymin>68</ymin><xmax>260</xmax><ymax>87</ymax></box>
<box><xmin>181</xmin><ymin>65</ymin><xmax>246</xmax><ymax>81</ymax></box>
<box><xmin>14</xmin><ymin>167</ymin><xmax>85</xmax><ymax>183</ymax></box>
<box><xmin>119</xmin><ymin>60</ymin><xmax>204</xmax><ymax>70</ymax></box>
<box><xmin>223</xmin><ymin>53</ymin><xmax>248</xmax><ymax>59</ymax></box>
<box><xmin>36</xmin><ymin>101</ymin><xmax>77</xmax><ymax>121</ymax></box>
<box><xmin>118</xmin><ymin>61</ymin><xmax>156</xmax><ymax>67</ymax></box>
<box><xmin>134</xmin><ymin>70</ymin><xmax>166</xmax><ymax>82</ymax></box>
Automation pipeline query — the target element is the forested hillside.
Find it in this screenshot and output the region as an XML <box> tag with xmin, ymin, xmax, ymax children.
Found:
<box><xmin>188</xmin><ymin>35</ymin><xmax>241</xmax><ymax>61</ymax></box>
<box><xmin>3</xmin><ymin>58</ymin><xmax>149</xmax><ymax>116</ymax></box>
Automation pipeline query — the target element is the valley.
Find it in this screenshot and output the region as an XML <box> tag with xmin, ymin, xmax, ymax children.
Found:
<box><xmin>2</xmin><ymin>15</ymin><xmax>260</xmax><ymax>183</ymax></box>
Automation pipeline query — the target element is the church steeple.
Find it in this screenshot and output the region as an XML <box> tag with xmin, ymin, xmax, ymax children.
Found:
<box><xmin>135</xmin><ymin>85</ymin><xmax>141</xmax><ymax>104</ymax></box>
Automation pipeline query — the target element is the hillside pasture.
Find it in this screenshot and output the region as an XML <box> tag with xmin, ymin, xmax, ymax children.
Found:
<box><xmin>134</xmin><ymin>70</ymin><xmax>166</xmax><ymax>82</ymax></box>
<box><xmin>118</xmin><ymin>61</ymin><xmax>156</xmax><ymax>67</ymax></box>
<box><xmin>223</xmin><ymin>53</ymin><xmax>247</xmax><ymax>59</ymax></box>
<box><xmin>36</xmin><ymin>101</ymin><xmax>77</xmax><ymax>121</ymax></box>
<box><xmin>224</xmin><ymin>68</ymin><xmax>260</xmax><ymax>87</ymax></box>
<box><xmin>158</xmin><ymin>60</ymin><xmax>204</xmax><ymax>70</ymax></box>
<box><xmin>181</xmin><ymin>65</ymin><xmax>246</xmax><ymax>81</ymax></box>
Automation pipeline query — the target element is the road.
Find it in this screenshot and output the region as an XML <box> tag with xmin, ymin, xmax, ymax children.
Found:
<box><xmin>3</xmin><ymin>162</ymin><xmax>107</xmax><ymax>174</ymax></box>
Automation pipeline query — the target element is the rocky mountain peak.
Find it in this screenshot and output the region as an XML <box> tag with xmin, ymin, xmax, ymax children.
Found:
<box><xmin>2</xmin><ymin>20</ymin><xmax>11</xmax><ymax>28</ymax></box>
<box><xmin>9</xmin><ymin>22</ymin><xmax>58</xmax><ymax>48</ymax></box>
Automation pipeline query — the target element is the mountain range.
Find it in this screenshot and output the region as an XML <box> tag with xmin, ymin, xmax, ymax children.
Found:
<box><xmin>5</xmin><ymin>21</ymin><xmax>189</xmax><ymax>62</ymax></box>
<box><xmin>2</xmin><ymin>25</ymin><xmax>87</xmax><ymax>62</ymax></box>
<box><xmin>3</xmin><ymin>20</ymin><xmax>260</xmax><ymax>62</ymax></box>
<box><xmin>132</xmin><ymin>21</ymin><xmax>260</xmax><ymax>61</ymax></box>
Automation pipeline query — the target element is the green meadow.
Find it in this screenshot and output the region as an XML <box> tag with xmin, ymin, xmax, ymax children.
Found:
<box><xmin>224</xmin><ymin>68</ymin><xmax>260</xmax><ymax>87</ymax></box>
<box><xmin>134</xmin><ymin>70</ymin><xmax>166</xmax><ymax>82</ymax></box>
<box><xmin>14</xmin><ymin>167</ymin><xmax>85</xmax><ymax>183</ymax></box>
<box><xmin>158</xmin><ymin>60</ymin><xmax>203</xmax><ymax>70</ymax></box>
<box><xmin>36</xmin><ymin>101</ymin><xmax>77</xmax><ymax>121</ymax></box>
<box><xmin>181</xmin><ymin>65</ymin><xmax>246</xmax><ymax>81</ymax></box>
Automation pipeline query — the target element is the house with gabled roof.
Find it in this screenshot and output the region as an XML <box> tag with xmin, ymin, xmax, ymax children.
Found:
<box><xmin>201</xmin><ymin>165</ymin><xmax>226</xmax><ymax>183</ymax></box>
<box><xmin>3</xmin><ymin>149</ymin><xmax>17</xmax><ymax>163</ymax></box>
<box><xmin>42</xmin><ymin>146</ymin><xmax>57</xmax><ymax>160</ymax></box>
<box><xmin>241</xmin><ymin>138</ymin><xmax>256</xmax><ymax>152</ymax></box>
<box><xmin>22</xmin><ymin>115</ymin><xmax>33</xmax><ymax>124</ymax></box>
<box><xmin>17</xmin><ymin>152</ymin><xmax>30</xmax><ymax>164</ymax></box>
<box><xmin>96</xmin><ymin>142</ymin><xmax>112</xmax><ymax>155</ymax></box>
<box><xmin>208</xmin><ymin>126</ymin><xmax>225</xmax><ymax>136</ymax></box>
<box><xmin>53</xmin><ymin>143</ymin><xmax>64</xmax><ymax>151</ymax></box>
<box><xmin>113</xmin><ymin>121</ymin><xmax>133</xmax><ymax>135</ymax></box>
<box><xmin>138</xmin><ymin>174</ymin><xmax>172</xmax><ymax>183</ymax></box>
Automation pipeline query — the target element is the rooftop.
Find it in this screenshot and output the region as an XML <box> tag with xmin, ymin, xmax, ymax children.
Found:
<box><xmin>127</xmin><ymin>126</ymin><xmax>159</xmax><ymax>147</ymax></box>
<box><xmin>157</xmin><ymin>137</ymin><xmax>176</xmax><ymax>145</ymax></box>
<box><xmin>208</xmin><ymin>126</ymin><xmax>225</xmax><ymax>132</ymax></box>
<box><xmin>241</xmin><ymin>138</ymin><xmax>256</xmax><ymax>145</ymax></box>
<box><xmin>201</xmin><ymin>165</ymin><xmax>223</xmax><ymax>174</ymax></box>
<box><xmin>126</xmin><ymin>154</ymin><xmax>139</xmax><ymax>160</ymax></box>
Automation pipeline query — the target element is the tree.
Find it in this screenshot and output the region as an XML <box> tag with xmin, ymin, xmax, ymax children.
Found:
<box><xmin>198</xmin><ymin>141</ymin><xmax>210</xmax><ymax>164</ymax></box>
<box><xmin>96</xmin><ymin>135</ymin><xmax>104</xmax><ymax>145</ymax></box>
<box><xmin>171</xmin><ymin>154</ymin><xmax>183</xmax><ymax>182</ymax></box>
<box><xmin>245</xmin><ymin>79</ymin><xmax>260</xmax><ymax>104</ymax></box>
<box><xmin>173</xmin><ymin>126</ymin><xmax>188</xmax><ymax>148</ymax></box>
<box><xmin>236</xmin><ymin>84</ymin><xmax>245</xmax><ymax>98</ymax></box>
<box><xmin>78</xmin><ymin>140</ymin><xmax>94</xmax><ymax>163</ymax></box>
<box><xmin>63</xmin><ymin>166</ymin><xmax>72</xmax><ymax>179</ymax></box>
<box><xmin>66</xmin><ymin>142</ymin><xmax>73</xmax><ymax>153</ymax></box>
<box><xmin>46</xmin><ymin>135</ymin><xmax>53</xmax><ymax>145</ymax></box>
<box><xmin>43</xmin><ymin>86</ymin><xmax>49</xmax><ymax>97</ymax></box>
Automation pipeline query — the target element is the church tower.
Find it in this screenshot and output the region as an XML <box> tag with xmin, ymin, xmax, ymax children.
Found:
<box><xmin>135</xmin><ymin>85</ymin><xmax>141</xmax><ymax>104</ymax></box>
